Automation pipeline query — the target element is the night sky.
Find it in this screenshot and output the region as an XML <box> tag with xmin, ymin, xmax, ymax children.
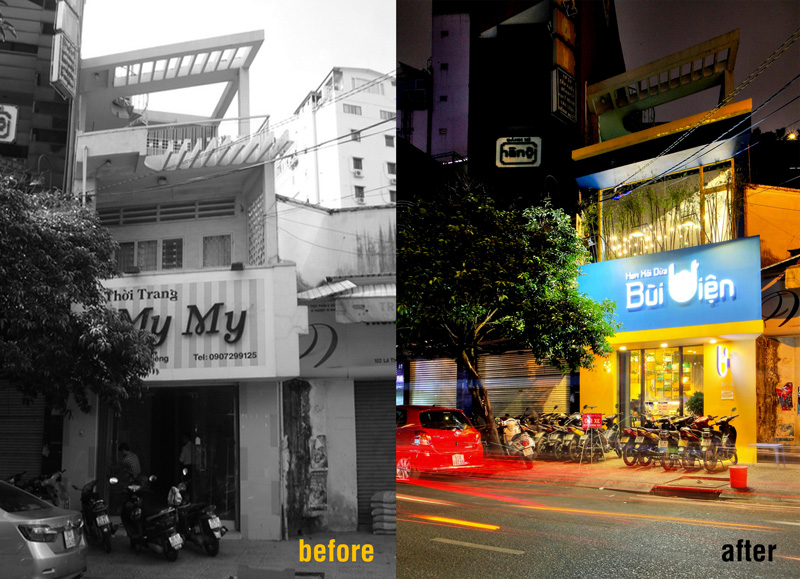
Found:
<box><xmin>398</xmin><ymin>0</ymin><xmax>800</xmax><ymax>134</ymax></box>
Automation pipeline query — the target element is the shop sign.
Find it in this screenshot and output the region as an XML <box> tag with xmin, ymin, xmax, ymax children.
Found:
<box><xmin>103</xmin><ymin>269</ymin><xmax>304</xmax><ymax>381</ymax></box>
<box><xmin>0</xmin><ymin>104</ymin><xmax>19</xmax><ymax>144</ymax></box>
<box><xmin>582</xmin><ymin>413</ymin><xmax>602</xmax><ymax>429</ymax></box>
<box><xmin>300</xmin><ymin>301</ymin><xmax>395</xmax><ymax>379</ymax></box>
<box><xmin>579</xmin><ymin>237</ymin><xmax>762</xmax><ymax>333</ymax></box>
<box><xmin>496</xmin><ymin>137</ymin><xmax>541</xmax><ymax>168</ymax></box>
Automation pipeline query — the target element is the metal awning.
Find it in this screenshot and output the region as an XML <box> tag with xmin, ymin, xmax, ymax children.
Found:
<box><xmin>297</xmin><ymin>280</ymin><xmax>357</xmax><ymax>301</ymax></box>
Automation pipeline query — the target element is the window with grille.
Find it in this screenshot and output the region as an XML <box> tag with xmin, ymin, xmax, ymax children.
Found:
<box><xmin>203</xmin><ymin>235</ymin><xmax>232</xmax><ymax>267</ymax></box>
<box><xmin>137</xmin><ymin>240</ymin><xmax>158</xmax><ymax>271</ymax></box>
<box><xmin>355</xmin><ymin>186</ymin><xmax>365</xmax><ymax>204</ymax></box>
<box><xmin>116</xmin><ymin>242</ymin><xmax>135</xmax><ymax>273</ymax></box>
<box><xmin>385</xmin><ymin>135</ymin><xmax>394</xmax><ymax>147</ymax></box>
<box><xmin>162</xmin><ymin>238</ymin><xmax>183</xmax><ymax>269</ymax></box>
<box><xmin>352</xmin><ymin>77</ymin><xmax>384</xmax><ymax>95</ymax></box>
<box><xmin>344</xmin><ymin>104</ymin><xmax>362</xmax><ymax>115</ymax></box>
<box><xmin>380</xmin><ymin>110</ymin><xmax>395</xmax><ymax>120</ymax></box>
<box><xmin>353</xmin><ymin>157</ymin><xmax>364</xmax><ymax>170</ymax></box>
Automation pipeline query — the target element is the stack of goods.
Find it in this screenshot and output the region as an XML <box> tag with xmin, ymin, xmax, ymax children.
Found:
<box><xmin>370</xmin><ymin>490</ymin><xmax>396</xmax><ymax>535</ymax></box>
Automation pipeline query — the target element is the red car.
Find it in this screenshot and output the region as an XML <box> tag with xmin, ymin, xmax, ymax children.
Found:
<box><xmin>396</xmin><ymin>405</ymin><xmax>484</xmax><ymax>481</ymax></box>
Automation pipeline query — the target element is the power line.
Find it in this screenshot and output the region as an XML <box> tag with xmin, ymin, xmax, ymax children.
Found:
<box><xmin>606</xmin><ymin>24</ymin><xmax>800</xmax><ymax>193</ymax></box>
<box><xmin>599</xmin><ymin>79</ymin><xmax>800</xmax><ymax>203</ymax></box>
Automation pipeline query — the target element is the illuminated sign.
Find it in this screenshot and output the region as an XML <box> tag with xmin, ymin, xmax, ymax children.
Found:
<box><xmin>495</xmin><ymin>137</ymin><xmax>541</xmax><ymax>168</ymax></box>
<box><xmin>579</xmin><ymin>237</ymin><xmax>762</xmax><ymax>333</ymax></box>
<box><xmin>716</xmin><ymin>346</ymin><xmax>730</xmax><ymax>377</ymax></box>
<box><xmin>625</xmin><ymin>259</ymin><xmax>736</xmax><ymax>311</ymax></box>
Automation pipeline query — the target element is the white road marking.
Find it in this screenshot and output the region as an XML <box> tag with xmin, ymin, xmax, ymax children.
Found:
<box><xmin>765</xmin><ymin>520</ymin><xmax>800</xmax><ymax>526</ymax></box>
<box><xmin>431</xmin><ymin>538</ymin><xmax>524</xmax><ymax>555</ymax></box>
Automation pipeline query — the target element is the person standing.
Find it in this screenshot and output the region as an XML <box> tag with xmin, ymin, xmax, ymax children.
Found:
<box><xmin>179</xmin><ymin>433</ymin><xmax>194</xmax><ymax>497</ymax></box>
<box><xmin>118</xmin><ymin>442</ymin><xmax>142</xmax><ymax>485</ymax></box>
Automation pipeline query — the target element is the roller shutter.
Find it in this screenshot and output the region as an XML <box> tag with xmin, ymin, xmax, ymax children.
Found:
<box><xmin>478</xmin><ymin>353</ymin><xmax>568</xmax><ymax>417</ymax></box>
<box><xmin>354</xmin><ymin>381</ymin><xmax>395</xmax><ymax>528</ymax></box>
<box><xmin>0</xmin><ymin>384</ymin><xmax>45</xmax><ymax>480</ymax></box>
<box><xmin>408</xmin><ymin>359</ymin><xmax>457</xmax><ymax>407</ymax></box>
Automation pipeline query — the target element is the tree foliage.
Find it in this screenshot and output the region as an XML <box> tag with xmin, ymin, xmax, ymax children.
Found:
<box><xmin>0</xmin><ymin>171</ymin><xmax>156</xmax><ymax>414</ymax></box>
<box><xmin>398</xmin><ymin>176</ymin><xmax>618</xmax><ymax>444</ymax></box>
<box><xmin>0</xmin><ymin>0</ymin><xmax>17</xmax><ymax>43</ymax></box>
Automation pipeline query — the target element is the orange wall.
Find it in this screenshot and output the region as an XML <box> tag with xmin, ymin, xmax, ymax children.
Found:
<box><xmin>745</xmin><ymin>184</ymin><xmax>800</xmax><ymax>266</ymax></box>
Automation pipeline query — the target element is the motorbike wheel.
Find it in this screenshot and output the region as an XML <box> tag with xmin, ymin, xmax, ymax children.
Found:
<box><xmin>554</xmin><ymin>443</ymin><xmax>567</xmax><ymax>462</ymax></box>
<box><xmin>729</xmin><ymin>451</ymin><xmax>738</xmax><ymax>465</ymax></box>
<box><xmin>638</xmin><ymin>450</ymin><xmax>653</xmax><ymax>467</ymax></box>
<box><xmin>622</xmin><ymin>446</ymin><xmax>638</xmax><ymax>466</ymax></box>
<box><xmin>703</xmin><ymin>449</ymin><xmax>718</xmax><ymax>472</ymax></box>
<box><xmin>682</xmin><ymin>451</ymin><xmax>697</xmax><ymax>469</ymax></box>
<box><xmin>567</xmin><ymin>440</ymin><xmax>580</xmax><ymax>462</ymax></box>
<box><xmin>102</xmin><ymin>531</ymin><xmax>112</xmax><ymax>553</ymax></box>
<box><xmin>162</xmin><ymin>538</ymin><xmax>179</xmax><ymax>562</ymax></box>
<box><xmin>614</xmin><ymin>444</ymin><xmax>622</xmax><ymax>458</ymax></box>
<box><xmin>203</xmin><ymin>535</ymin><xmax>220</xmax><ymax>556</ymax></box>
<box><xmin>660</xmin><ymin>453</ymin><xmax>676</xmax><ymax>471</ymax></box>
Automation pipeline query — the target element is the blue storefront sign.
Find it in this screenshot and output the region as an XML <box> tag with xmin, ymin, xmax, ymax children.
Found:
<box><xmin>579</xmin><ymin>237</ymin><xmax>762</xmax><ymax>333</ymax></box>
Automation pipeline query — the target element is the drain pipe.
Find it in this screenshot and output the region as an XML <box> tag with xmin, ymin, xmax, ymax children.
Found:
<box><xmin>82</xmin><ymin>146</ymin><xmax>88</xmax><ymax>205</ymax></box>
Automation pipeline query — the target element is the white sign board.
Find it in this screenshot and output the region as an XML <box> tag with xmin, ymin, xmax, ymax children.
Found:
<box><xmin>0</xmin><ymin>104</ymin><xmax>19</xmax><ymax>144</ymax></box>
<box><xmin>495</xmin><ymin>136</ymin><xmax>541</xmax><ymax>168</ymax></box>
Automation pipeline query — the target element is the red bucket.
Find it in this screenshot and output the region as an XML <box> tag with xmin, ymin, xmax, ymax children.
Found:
<box><xmin>729</xmin><ymin>465</ymin><xmax>748</xmax><ymax>489</ymax></box>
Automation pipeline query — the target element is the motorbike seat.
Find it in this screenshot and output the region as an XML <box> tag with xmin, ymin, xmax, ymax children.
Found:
<box><xmin>145</xmin><ymin>506</ymin><xmax>175</xmax><ymax>522</ymax></box>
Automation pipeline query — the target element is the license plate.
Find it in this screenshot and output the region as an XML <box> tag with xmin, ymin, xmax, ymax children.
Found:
<box><xmin>64</xmin><ymin>528</ymin><xmax>76</xmax><ymax>549</ymax></box>
<box><xmin>622</xmin><ymin>436</ymin><xmax>630</xmax><ymax>443</ymax></box>
<box><xmin>452</xmin><ymin>454</ymin><xmax>465</xmax><ymax>466</ymax></box>
<box><xmin>579</xmin><ymin>435</ymin><xmax>588</xmax><ymax>443</ymax></box>
<box><xmin>169</xmin><ymin>533</ymin><xmax>183</xmax><ymax>549</ymax></box>
<box><xmin>522</xmin><ymin>447</ymin><xmax>534</xmax><ymax>456</ymax></box>
<box><xmin>635</xmin><ymin>436</ymin><xmax>644</xmax><ymax>443</ymax></box>
<box><xmin>550</xmin><ymin>433</ymin><xmax>560</xmax><ymax>440</ymax></box>
<box><xmin>96</xmin><ymin>514</ymin><xmax>110</xmax><ymax>527</ymax></box>
<box><xmin>563</xmin><ymin>434</ymin><xmax>574</xmax><ymax>440</ymax></box>
<box><xmin>208</xmin><ymin>516</ymin><xmax>221</xmax><ymax>529</ymax></box>
<box><xmin>679</xmin><ymin>439</ymin><xmax>688</xmax><ymax>447</ymax></box>
<box><xmin>658</xmin><ymin>440</ymin><xmax>668</xmax><ymax>449</ymax></box>
<box><xmin>701</xmin><ymin>440</ymin><xmax>711</xmax><ymax>448</ymax></box>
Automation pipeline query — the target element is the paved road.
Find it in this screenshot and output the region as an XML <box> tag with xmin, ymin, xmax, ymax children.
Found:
<box><xmin>397</xmin><ymin>470</ymin><xmax>800</xmax><ymax>579</ymax></box>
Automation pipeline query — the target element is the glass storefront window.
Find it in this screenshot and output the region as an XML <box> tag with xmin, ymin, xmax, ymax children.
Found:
<box><xmin>625</xmin><ymin>346</ymin><xmax>704</xmax><ymax>423</ymax></box>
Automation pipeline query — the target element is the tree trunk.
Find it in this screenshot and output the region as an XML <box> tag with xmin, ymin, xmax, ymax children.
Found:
<box><xmin>466</xmin><ymin>372</ymin><xmax>501</xmax><ymax>452</ymax></box>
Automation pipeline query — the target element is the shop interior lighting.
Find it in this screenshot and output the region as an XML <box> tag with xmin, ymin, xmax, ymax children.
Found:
<box><xmin>709</xmin><ymin>339</ymin><xmax>718</xmax><ymax>343</ymax></box>
<box><xmin>660</xmin><ymin>343</ymin><xmax>668</xmax><ymax>348</ymax></box>
<box><xmin>619</xmin><ymin>346</ymin><xmax>627</xmax><ymax>350</ymax></box>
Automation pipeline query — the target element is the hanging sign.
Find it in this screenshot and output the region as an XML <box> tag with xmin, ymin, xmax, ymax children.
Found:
<box><xmin>495</xmin><ymin>136</ymin><xmax>541</xmax><ymax>168</ymax></box>
<box><xmin>0</xmin><ymin>104</ymin><xmax>19</xmax><ymax>144</ymax></box>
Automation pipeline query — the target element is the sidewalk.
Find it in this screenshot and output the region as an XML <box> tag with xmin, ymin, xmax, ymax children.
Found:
<box><xmin>81</xmin><ymin>530</ymin><xmax>395</xmax><ymax>579</ymax></box>
<box><xmin>468</xmin><ymin>454</ymin><xmax>800</xmax><ymax>503</ymax></box>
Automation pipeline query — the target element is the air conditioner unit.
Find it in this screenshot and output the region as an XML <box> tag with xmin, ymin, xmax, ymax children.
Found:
<box><xmin>353</xmin><ymin>169</ymin><xmax>364</xmax><ymax>178</ymax></box>
<box><xmin>389</xmin><ymin>177</ymin><xmax>396</xmax><ymax>185</ymax></box>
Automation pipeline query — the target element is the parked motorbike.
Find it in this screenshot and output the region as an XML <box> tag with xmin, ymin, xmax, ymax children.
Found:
<box><xmin>498</xmin><ymin>414</ymin><xmax>536</xmax><ymax>468</ymax></box>
<box><xmin>168</xmin><ymin>480</ymin><xmax>227</xmax><ymax>556</ymax></box>
<box><xmin>679</xmin><ymin>415</ymin><xmax>718</xmax><ymax>469</ymax></box>
<box><xmin>72</xmin><ymin>479</ymin><xmax>116</xmax><ymax>552</ymax></box>
<box><xmin>655</xmin><ymin>416</ymin><xmax>695</xmax><ymax>470</ymax></box>
<box><xmin>114</xmin><ymin>475</ymin><xmax>184</xmax><ymax>561</ymax></box>
<box><xmin>703</xmin><ymin>409</ymin><xmax>739</xmax><ymax>472</ymax></box>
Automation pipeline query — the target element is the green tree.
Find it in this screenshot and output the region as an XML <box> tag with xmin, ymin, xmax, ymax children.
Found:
<box><xmin>0</xmin><ymin>170</ymin><xmax>156</xmax><ymax>414</ymax></box>
<box><xmin>398</xmin><ymin>176</ymin><xmax>618</xmax><ymax>447</ymax></box>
